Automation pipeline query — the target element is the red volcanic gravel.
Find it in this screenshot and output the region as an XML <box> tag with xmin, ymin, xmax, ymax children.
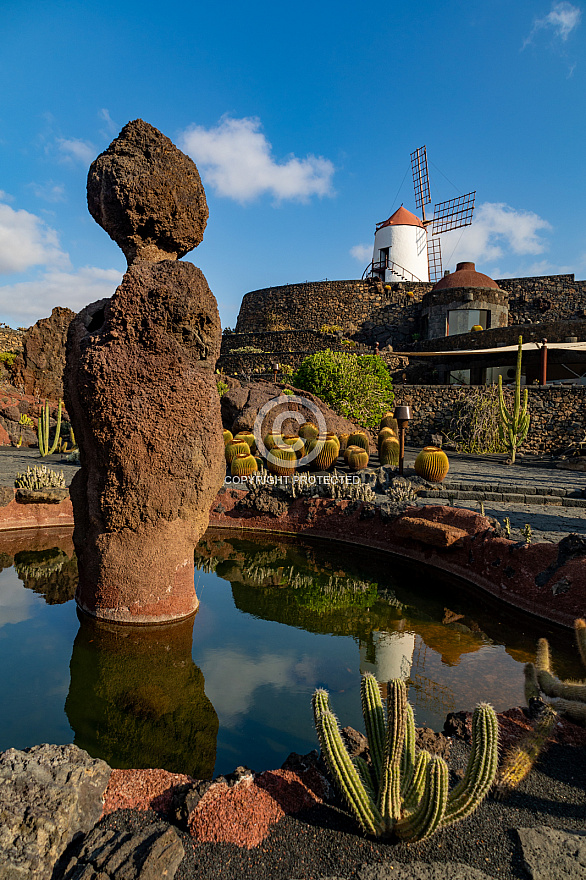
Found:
<box><xmin>102</xmin><ymin>768</ymin><xmax>194</xmax><ymax>816</ymax></box>
<box><xmin>187</xmin><ymin>770</ymin><xmax>324</xmax><ymax>849</ymax></box>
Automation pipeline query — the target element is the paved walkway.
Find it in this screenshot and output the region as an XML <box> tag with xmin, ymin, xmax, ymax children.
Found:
<box><xmin>401</xmin><ymin>447</ymin><xmax>586</xmax><ymax>544</ymax></box>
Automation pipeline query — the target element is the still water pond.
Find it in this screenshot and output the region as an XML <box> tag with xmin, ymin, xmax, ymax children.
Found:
<box><xmin>0</xmin><ymin>527</ymin><xmax>581</xmax><ymax>779</ymax></box>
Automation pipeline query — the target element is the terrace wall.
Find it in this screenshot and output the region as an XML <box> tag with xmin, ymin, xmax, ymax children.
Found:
<box><xmin>393</xmin><ymin>384</ymin><xmax>586</xmax><ymax>454</ymax></box>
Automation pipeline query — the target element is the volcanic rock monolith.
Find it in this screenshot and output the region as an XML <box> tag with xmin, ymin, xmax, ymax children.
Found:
<box><xmin>64</xmin><ymin>120</ymin><xmax>224</xmax><ymax>623</ymax></box>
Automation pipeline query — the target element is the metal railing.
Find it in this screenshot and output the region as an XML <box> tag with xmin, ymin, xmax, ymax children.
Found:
<box><xmin>362</xmin><ymin>258</ymin><xmax>424</xmax><ymax>284</ymax></box>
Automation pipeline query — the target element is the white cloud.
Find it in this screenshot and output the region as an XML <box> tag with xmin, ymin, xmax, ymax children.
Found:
<box><xmin>0</xmin><ymin>266</ymin><xmax>122</xmax><ymax>328</ymax></box>
<box><xmin>350</xmin><ymin>243</ymin><xmax>372</xmax><ymax>263</ymax></box>
<box><xmin>0</xmin><ymin>197</ymin><xmax>69</xmax><ymax>273</ymax></box>
<box><xmin>57</xmin><ymin>137</ymin><xmax>96</xmax><ymax>165</ymax></box>
<box><xmin>439</xmin><ymin>202</ymin><xmax>552</xmax><ymax>268</ymax></box>
<box><xmin>99</xmin><ymin>108</ymin><xmax>117</xmax><ymax>135</ymax></box>
<box><xmin>180</xmin><ymin>116</ymin><xmax>335</xmax><ymax>203</ymax></box>
<box><xmin>524</xmin><ymin>2</ymin><xmax>581</xmax><ymax>45</ymax></box>
<box><xmin>28</xmin><ymin>181</ymin><xmax>66</xmax><ymax>203</ymax></box>
<box><xmin>199</xmin><ymin>648</ymin><xmax>301</xmax><ymax>727</ymax></box>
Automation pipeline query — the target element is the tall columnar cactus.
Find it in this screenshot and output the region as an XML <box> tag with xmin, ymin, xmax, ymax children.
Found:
<box><xmin>37</xmin><ymin>399</ymin><xmax>62</xmax><ymax>457</ymax></box>
<box><xmin>498</xmin><ymin>336</ymin><xmax>530</xmax><ymax>464</ymax></box>
<box><xmin>312</xmin><ymin>675</ymin><xmax>498</xmax><ymax>841</ymax></box>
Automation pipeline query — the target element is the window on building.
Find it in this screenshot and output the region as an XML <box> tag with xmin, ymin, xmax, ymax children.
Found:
<box><xmin>447</xmin><ymin>309</ymin><xmax>490</xmax><ymax>337</ymax></box>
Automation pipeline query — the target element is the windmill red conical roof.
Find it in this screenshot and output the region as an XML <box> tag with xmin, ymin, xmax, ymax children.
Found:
<box><xmin>377</xmin><ymin>206</ymin><xmax>424</xmax><ymax>230</ymax></box>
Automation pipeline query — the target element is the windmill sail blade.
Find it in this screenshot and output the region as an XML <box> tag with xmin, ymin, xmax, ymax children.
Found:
<box><xmin>411</xmin><ymin>146</ymin><xmax>431</xmax><ymax>211</ymax></box>
<box><xmin>432</xmin><ymin>191</ymin><xmax>476</xmax><ymax>234</ymax></box>
<box><xmin>427</xmin><ymin>237</ymin><xmax>443</xmax><ymax>283</ymax></box>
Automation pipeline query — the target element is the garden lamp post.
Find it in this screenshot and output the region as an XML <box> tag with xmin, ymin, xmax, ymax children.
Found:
<box><xmin>539</xmin><ymin>339</ymin><xmax>548</xmax><ymax>386</ymax></box>
<box><xmin>393</xmin><ymin>405</ymin><xmax>411</xmax><ymax>476</ymax></box>
<box><xmin>272</xmin><ymin>361</ymin><xmax>280</xmax><ymax>384</ymax></box>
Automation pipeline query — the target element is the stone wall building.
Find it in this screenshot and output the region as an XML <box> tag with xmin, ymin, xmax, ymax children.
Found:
<box><xmin>219</xmin><ymin>265</ymin><xmax>586</xmax><ymax>387</ymax></box>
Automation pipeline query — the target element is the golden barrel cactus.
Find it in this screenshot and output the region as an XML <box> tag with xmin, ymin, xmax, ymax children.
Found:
<box><xmin>348</xmin><ymin>448</ymin><xmax>369</xmax><ymax>471</ymax></box>
<box><xmin>299</xmin><ymin>423</ymin><xmax>319</xmax><ymax>441</ymax></box>
<box><xmin>311</xmin><ymin>436</ymin><xmax>340</xmax><ymax>470</ymax></box>
<box><xmin>348</xmin><ymin>432</ymin><xmax>369</xmax><ymax>452</ymax></box>
<box><xmin>414</xmin><ymin>446</ymin><xmax>449</xmax><ymax>483</ymax></box>
<box><xmin>225</xmin><ymin>439</ymin><xmax>250</xmax><ymax>465</ymax></box>
<box><xmin>337</xmin><ymin>432</ymin><xmax>350</xmax><ymax>453</ymax></box>
<box><xmin>234</xmin><ymin>431</ymin><xmax>257</xmax><ymax>454</ymax></box>
<box><xmin>380</xmin><ymin>437</ymin><xmax>400</xmax><ymax>466</ymax></box>
<box><xmin>223</xmin><ymin>429</ymin><xmax>233</xmax><ymax>445</ymax></box>
<box><xmin>380</xmin><ymin>413</ymin><xmax>398</xmax><ymax>433</ymax></box>
<box><xmin>231</xmin><ymin>452</ymin><xmax>258</xmax><ymax>477</ymax></box>
<box><xmin>267</xmin><ymin>446</ymin><xmax>297</xmax><ymax>476</ymax></box>
<box><xmin>344</xmin><ymin>444</ymin><xmax>363</xmax><ymax>464</ymax></box>
<box><xmin>282</xmin><ymin>435</ymin><xmax>305</xmax><ymax>457</ymax></box>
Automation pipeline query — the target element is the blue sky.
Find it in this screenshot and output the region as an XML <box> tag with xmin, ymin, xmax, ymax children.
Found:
<box><xmin>0</xmin><ymin>0</ymin><xmax>584</xmax><ymax>330</ymax></box>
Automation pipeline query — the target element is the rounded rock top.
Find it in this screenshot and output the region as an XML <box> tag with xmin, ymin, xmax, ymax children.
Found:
<box><xmin>87</xmin><ymin>119</ymin><xmax>208</xmax><ymax>264</ymax></box>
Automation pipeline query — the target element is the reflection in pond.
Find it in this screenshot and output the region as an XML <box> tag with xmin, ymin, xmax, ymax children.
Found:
<box><xmin>0</xmin><ymin>526</ymin><xmax>584</xmax><ymax>778</ymax></box>
<box><xmin>65</xmin><ymin>614</ymin><xmax>218</xmax><ymax>778</ymax></box>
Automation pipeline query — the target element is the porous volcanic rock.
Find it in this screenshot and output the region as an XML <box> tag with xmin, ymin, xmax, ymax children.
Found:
<box><xmin>87</xmin><ymin>119</ymin><xmax>208</xmax><ymax>264</ymax></box>
<box><xmin>64</xmin><ymin>259</ymin><xmax>224</xmax><ymax>623</ymax></box>
<box><xmin>221</xmin><ymin>379</ymin><xmax>375</xmax><ymax>449</ymax></box>
<box><xmin>0</xmin><ymin>743</ymin><xmax>111</xmax><ymax>880</ymax></box>
<box><xmin>54</xmin><ymin>824</ymin><xmax>185</xmax><ymax>880</ymax></box>
<box><xmin>10</xmin><ymin>306</ymin><xmax>76</xmax><ymax>400</ymax></box>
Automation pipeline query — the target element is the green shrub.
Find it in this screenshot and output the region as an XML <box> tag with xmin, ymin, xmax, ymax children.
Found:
<box><xmin>0</xmin><ymin>351</ymin><xmax>17</xmax><ymax>367</ymax></box>
<box><xmin>292</xmin><ymin>349</ymin><xmax>394</xmax><ymax>428</ymax></box>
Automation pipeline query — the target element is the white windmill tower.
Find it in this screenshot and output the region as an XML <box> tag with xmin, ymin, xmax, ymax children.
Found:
<box><xmin>366</xmin><ymin>146</ymin><xmax>476</xmax><ymax>283</ymax></box>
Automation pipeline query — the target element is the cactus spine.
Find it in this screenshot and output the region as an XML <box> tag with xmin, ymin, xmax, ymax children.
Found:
<box><xmin>37</xmin><ymin>399</ymin><xmax>62</xmax><ymax>457</ymax></box>
<box><xmin>313</xmin><ymin>675</ymin><xmax>498</xmax><ymax>841</ymax></box>
<box><xmin>498</xmin><ymin>335</ymin><xmax>530</xmax><ymax>464</ymax></box>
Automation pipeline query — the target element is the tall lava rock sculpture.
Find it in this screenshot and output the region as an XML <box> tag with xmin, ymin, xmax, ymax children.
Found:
<box><xmin>64</xmin><ymin>119</ymin><xmax>224</xmax><ymax>624</ymax></box>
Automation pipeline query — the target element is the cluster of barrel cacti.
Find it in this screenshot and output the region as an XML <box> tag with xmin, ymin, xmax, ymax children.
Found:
<box><xmin>224</xmin><ymin>429</ymin><xmax>261</xmax><ymax>477</ymax></box>
<box><xmin>222</xmin><ymin>423</ymin><xmax>373</xmax><ymax>475</ymax></box>
<box><xmin>378</xmin><ymin>412</ymin><xmax>399</xmax><ymax>466</ymax></box>
<box><xmin>313</xmin><ymin>674</ymin><xmax>498</xmax><ymax>841</ymax></box>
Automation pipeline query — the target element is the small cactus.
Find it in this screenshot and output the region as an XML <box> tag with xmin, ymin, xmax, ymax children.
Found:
<box><xmin>37</xmin><ymin>399</ymin><xmax>62</xmax><ymax>457</ymax></box>
<box><xmin>313</xmin><ymin>676</ymin><xmax>498</xmax><ymax>841</ymax></box>
<box><xmin>15</xmin><ymin>464</ymin><xmax>66</xmax><ymax>489</ymax></box>
<box><xmin>498</xmin><ymin>336</ymin><xmax>530</xmax><ymax>465</ymax></box>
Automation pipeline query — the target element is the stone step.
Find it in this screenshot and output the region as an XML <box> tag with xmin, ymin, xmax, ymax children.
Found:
<box><xmin>419</xmin><ymin>487</ymin><xmax>586</xmax><ymax>507</ymax></box>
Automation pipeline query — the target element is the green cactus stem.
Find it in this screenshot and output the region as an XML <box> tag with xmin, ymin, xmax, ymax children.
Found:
<box><xmin>498</xmin><ymin>336</ymin><xmax>530</xmax><ymax>464</ymax></box>
<box><xmin>37</xmin><ymin>399</ymin><xmax>62</xmax><ymax>457</ymax></box>
<box><xmin>529</xmin><ymin>619</ymin><xmax>586</xmax><ymax>727</ymax></box>
<box><xmin>312</xmin><ymin>675</ymin><xmax>498</xmax><ymax>841</ymax></box>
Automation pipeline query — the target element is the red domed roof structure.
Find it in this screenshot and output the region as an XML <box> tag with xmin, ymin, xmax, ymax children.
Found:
<box><xmin>432</xmin><ymin>262</ymin><xmax>498</xmax><ymax>291</ymax></box>
<box><xmin>376</xmin><ymin>206</ymin><xmax>424</xmax><ymax>230</ymax></box>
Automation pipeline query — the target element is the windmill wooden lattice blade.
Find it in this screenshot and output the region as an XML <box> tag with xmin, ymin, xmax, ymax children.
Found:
<box><xmin>411</xmin><ymin>146</ymin><xmax>432</xmax><ymax>212</ymax></box>
<box><xmin>432</xmin><ymin>191</ymin><xmax>476</xmax><ymax>235</ymax></box>
<box><xmin>427</xmin><ymin>237</ymin><xmax>443</xmax><ymax>283</ymax></box>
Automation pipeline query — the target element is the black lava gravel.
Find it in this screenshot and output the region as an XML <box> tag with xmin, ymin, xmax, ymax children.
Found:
<box><xmin>95</xmin><ymin>741</ymin><xmax>586</xmax><ymax>880</ymax></box>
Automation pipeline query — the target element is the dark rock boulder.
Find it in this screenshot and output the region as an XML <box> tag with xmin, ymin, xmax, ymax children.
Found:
<box><xmin>87</xmin><ymin>119</ymin><xmax>208</xmax><ymax>264</ymax></box>
<box><xmin>11</xmin><ymin>306</ymin><xmax>76</xmax><ymax>400</ymax></box>
<box><xmin>0</xmin><ymin>743</ymin><xmax>111</xmax><ymax>880</ymax></box>
<box><xmin>54</xmin><ymin>823</ymin><xmax>185</xmax><ymax>880</ymax></box>
<box><xmin>221</xmin><ymin>379</ymin><xmax>375</xmax><ymax>449</ymax></box>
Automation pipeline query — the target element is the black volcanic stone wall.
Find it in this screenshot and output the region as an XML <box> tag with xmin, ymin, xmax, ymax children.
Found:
<box><xmin>234</xmin><ymin>274</ymin><xmax>586</xmax><ymax>354</ymax></box>
<box><xmin>395</xmin><ymin>384</ymin><xmax>586</xmax><ymax>454</ymax></box>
